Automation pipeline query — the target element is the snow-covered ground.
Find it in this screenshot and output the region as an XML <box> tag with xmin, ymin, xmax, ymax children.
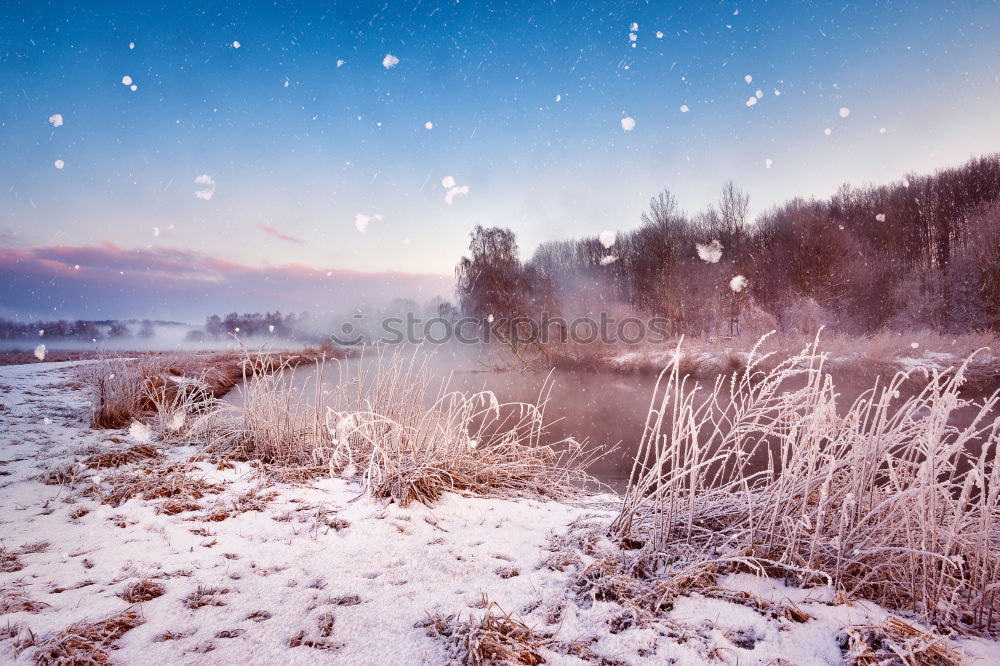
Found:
<box><xmin>1</xmin><ymin>361</ymin><xmax>998</xmax><ymax>665</ymax></box>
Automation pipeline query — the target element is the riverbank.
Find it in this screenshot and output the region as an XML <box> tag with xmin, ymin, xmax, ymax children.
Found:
<box><xmin>544</xmin><ymin>330</ymin><xmax>1000</xmax><ymax>395</ymax></box>
<box><xmin>2</xmin><ymin>360</ymin><xmax>999</xmax><ymax>664</ymax></box>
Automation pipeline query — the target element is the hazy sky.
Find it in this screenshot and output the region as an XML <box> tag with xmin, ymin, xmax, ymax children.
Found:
<box><xmin>2</xmin><ymin>1</ymin><xmax>999</xmax><ymax>320</ymax></box>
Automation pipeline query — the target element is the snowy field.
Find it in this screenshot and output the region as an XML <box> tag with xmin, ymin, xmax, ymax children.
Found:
<box><xmin>1</xmin><ymin>360</ymin><xmax>999</xmax><ymax>665</ymax></box>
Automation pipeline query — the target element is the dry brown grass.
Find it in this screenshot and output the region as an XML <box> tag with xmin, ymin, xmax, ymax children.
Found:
<box><xmin>419</xmin><ymin>601</ymin><xmax>551</xmax><ymax>666</ymax></box>
<box><xmin>84</xmin><ymin>444</ymin><xmax>162</xmax><ymax>469</ymax></box>
<box><xmin>24</xmin><ymin>609</ymin><xmax>142</xmax><ymax>665</ymax></box>
<box><xmin>182</xmin><ymin>585</ymin><xmax>228</xmax><ymax>609</ymax></box>
<box><xmin>843</xmin><ymin>616</ymin><xmax>966</xmax><ymax>666</ymax></box>
<box><xmin>117</xmin><ymin>579</ymin><xmax>165</xmax><ymax>603</ymax></box>
<box><xmin>613</xmin><ymin>334</ymin><xmax>1000</xmax><ymax>635</ymax></box>
<box><xmin>81</xmin><ymin>347</ymin><xmax>334</xmax><ymax>432</ymax></box>
<box><xmin>0</xmin><ymin>588</ymin><xmax>49</xmax><ymax>615</ymax></box>
<box><xmin>196</xmin><ymin>348</ymin><xmax>600</xmax><ymax>506</ymax></box>
<box><xmin>99</xmin><ymin>463</ymin><xmax>220</xmax><ymax>509</ymax></box>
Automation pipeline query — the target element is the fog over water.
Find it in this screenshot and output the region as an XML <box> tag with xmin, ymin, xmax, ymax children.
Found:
<box><xmin>225</xmin><ymin>345</ymin><xmax>997</xmax><ymax>491</ymax></box>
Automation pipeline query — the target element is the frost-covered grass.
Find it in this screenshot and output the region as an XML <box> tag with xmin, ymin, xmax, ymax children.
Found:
<box><xmin>614</xmin><ymin>333</ymin><xmax>1000</xmax><ymax>635</ymax></box>
<box><xmin>81</xmin><ymin>353</ymin><xmax>235</xmax><ymax>430</ymax></box>
<box><xmin>3</xmin><ymin>359</ymin><xmax>1000</xmax><ymax>663</ymax></box>
<box><xmin>197</xmin><ymin>348</ymin><xmax>598</xmax><ymax>505</ymax></box>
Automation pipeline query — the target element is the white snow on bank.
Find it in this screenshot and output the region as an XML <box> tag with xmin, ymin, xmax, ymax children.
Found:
<box><xmin>0</xmin><ymin>361</ymin><xmax>996</xmax><ymax>665</ymax></box>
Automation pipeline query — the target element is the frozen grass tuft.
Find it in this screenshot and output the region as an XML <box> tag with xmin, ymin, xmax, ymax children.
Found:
<box><xmin>419</xmin><ymin>601</ymin><xmax>549</xmax><ymax>666</ymax></box>
<box><xmin>198</xmin><ymin>348</ymin><xmax>600</xmax><ymax>505</ymax></box>
<box><xmin>21</xmin><ymin>609</ymin><xmax>142</xmax><ymax>665</ymax></box>
<box><xmin>117</xmin><ymin>579</ymin><xmax>165</xmax><ymax>603</ymax></box>
<box><xmin>612</xmin><ymin>333</ymin><xmax>1000</xmax><ymax>635</ymax></box>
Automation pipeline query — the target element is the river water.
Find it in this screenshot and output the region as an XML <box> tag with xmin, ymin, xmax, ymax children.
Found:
<box><xmin>226</xmin><ymin>348</ymin><xmax>998</xmax><ymax>492</ymax></box>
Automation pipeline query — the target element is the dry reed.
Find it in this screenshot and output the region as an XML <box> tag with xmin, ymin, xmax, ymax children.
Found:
<box><xmin>612</xmin><ymin>333</ymin><xmax>1000</xmax><ymax>635</ymax></box>
<box><xmin>197</xmin><ymin>347</ymin><xmax>599</xmax><ymax>505</ymax></box>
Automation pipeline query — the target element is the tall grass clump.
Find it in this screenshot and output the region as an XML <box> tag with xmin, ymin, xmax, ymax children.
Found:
<box><xmin>83</xmin><ymin>355</ymin><xmax>223</xmax><ymax>431</ymax></box>
<box><xmin>193</xmin><ymin>352</ymin><xmax>328</xmax><ymax>469</ymax></box>
<box><xmin>199</xmin><ymin>348</ymin><xmax>597</xmax><ymax>504</ymax></box>
<box><xmin>612</xmin><ymin>333</ymin><xmax>1000</xmax><ymax>635</ymax></box>
<box><xmin>323</xmin><ymin>349</ymin><xmax>597</xmax><ymax>505</ymax></box>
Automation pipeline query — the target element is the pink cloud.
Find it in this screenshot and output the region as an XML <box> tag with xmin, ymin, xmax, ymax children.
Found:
<box><xmin>257</xmin><ymin>225</ymin><xmax>306</xmax><ymax>244</ymax></box>
<box><xmin>0</xmin><ymin>243</ymin><xmax>453</xmax><ymax>321</ymax></box>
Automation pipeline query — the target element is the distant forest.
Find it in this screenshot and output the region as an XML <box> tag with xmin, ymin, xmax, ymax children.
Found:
<box><xmin>457</xmin><ymin>154</ymin><xmax>1000</xmax><ymax>337</ymax></box>
<box><xmin>0</xmin><ymin>318</ymin><xmax>160</xmax><ymax>341</ymax></box>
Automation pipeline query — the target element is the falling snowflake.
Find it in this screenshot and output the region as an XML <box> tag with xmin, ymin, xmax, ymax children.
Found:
<box><xmin>232</xmin><ymin>40</ymin><xmax>241</xmax><ymax>49</ymax></box>
<box><xmin>129</xmin><ymin>41</ymin><xmax>135</xmax><ymax>50</ymax></box>
<box><xmin>620</xmin><ymin>116</ymin><xmax>635</xmax><ymax>131</ymax></box>
<box><xmin>629</xmin><ymin>32</ymin><xmax>637</xmax><ymax>42</ymax></box>
<box><xmin>774</xmin><ymin>89</ymin><xmax>781</xmax><ymax>96</ymax></box>
<box><xmin>875</xmin><ymin>213</ymin><xmax>886</xmax><ymax>222</ymax></box>
<box><xmin>121</xmin><ymin>75</ymin><xmax>133</xmax><ymax>85</ymax></box>
<box><xmin>441</xmin><ymin>175</ymin><xmax>456</xmax><ymax>188</ymax></box>
<box><xmin>382</xmin><ymin>53</ymin><xmax>399</xmax><ymax>69</ymax></box>
<box><xmin>745</xmin><ymin>97</ymin><xmax>757</xmax><ymax>107</ymax></box>
<box><xmin>696</xmin><ymin>240</ymin><xmax>724</xmax><ymax>263</ymax></box>
<box><xmin>630</xmin><ymin>22</ymin><xmax>638</xmax><ymax>31</ymax></box>
<box><xmin>555</xmin><ymin>94</ymin><xmax>561</xmax><ymax>102</ymax></box>
<box><xmin>34</xmin><ymin>344</ymin><xmax>46</xmax><ymax>361</ymax></box>
<box><xmin>54</xmin><ymin>159</ymin><xmax>64</xmax><ymax>169</ymax></box>
<box><xmin>765</xmin><ymin>158</ymin><xmax>773</xmax><ymax>169</ymax></box>
<box><xmin>424</xmin><ymin>121</ymin><xmax>433</xmax><ymax>130</ymax></box>
<box><xmin>879</xmin><ymin>127</ymin><xmax>887</xmax><ymax>134</ymax></box>
<box><xmin>730</xmin><ymin>275</ymin><xmax>748</xmax><ymax>292</ymax></box>
<box><xmin>153</xmin><ymin>227</ymin><xmax>161</xmax><ymax>237</ymax></box>
<box><xmin>130</xmin><ymin>84</ymin><xmax>137</xmax><ymax>91</ymax></box>
<box><xmin>744</xmin><ymin>74</ymin><xmax>752</xmax><ymax>84</ymax></box>
<box><xmin>337</xmin><ymin>59</ymin><xmax>345</xmax><ymax>67</ymax></box>
<box><xmin>755</xmin><ymin>89</ymin><xmax>763</xmax><ymax>99</ymax></box>
<box><xmin>824</xmin><ymin>128</ymin><xmax>832</xmax><ymax>136</ymax></box>
<box><xmin>129</xmin><ymin>421</ymin><xmax>152</xmax><ymax>442</ymax></box>
<box><xmin>48</xmin><ymin>113</ymin><xmax>63</xmax><ymax>127</ymax></box>
<box><xmin>839</xmin><ymin>107</ymin><xmax>850</xmax><ymax>118</ymax></box>
<box><xmin>445</xmin><ymin>185</ymin><xmax>470</xmax><ymax>205</ymax></box>
<box><xmin>194</xmin><ymin>174</ymin><xmax>216</xmax><ymax>200</ymax></box>
<box><xmin>599</xmin><ymin>255</ymin><xmax>618</xmax><ymax>266</ymax></box>
<box><xmin>355</xmin><ymin>213</ymin><xmax>382</xmax><ymax>233</ymax></box>
<box><xmin>910</xmin><ymin>342</ymin><xmax>920</xmax><ymax>349</ymax></box>
<box><xmin>167</xmin><ymin>412</ymin><xmax>185</xmax><ymax>431</ymax></box>
<box><xmin>656</xmin><ymin>31</ymin><xmax>664</xmax><ymax>39</ymax></box>
<box><xmin>679</xmin><ymin>104</ymin><xmax>689</xmax><ymax>113</ymax></box>
<box><xmin>599</xmin><ymin>230</ymin><xmax>617</xmax><ymax>248</ymax></box>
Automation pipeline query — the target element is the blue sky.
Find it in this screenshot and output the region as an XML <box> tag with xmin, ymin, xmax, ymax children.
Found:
<box><xmin>2</xmin><ymin>0</ymin><xmax>999</xmax><ymax>319</ymax></box>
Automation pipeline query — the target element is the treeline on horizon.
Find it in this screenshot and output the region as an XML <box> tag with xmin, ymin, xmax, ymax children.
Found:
<box><xmin>457</xmin><ymin>153</ymin><xmax>1000</xmax><ymax>338</ymax></box>
<box><xmin>0</xmin><ymin>318</ymin><xmax>160</xmax><ymax>341</ymax></box>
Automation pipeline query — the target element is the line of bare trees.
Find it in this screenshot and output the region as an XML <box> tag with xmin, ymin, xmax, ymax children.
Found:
<box><xmin>0</xmin><ymin>318</ymin><xmax>156</xmax><ymax>341</ymax></box>
<box><xmin>456</xmin><ymin>153</ymin><xmax>1000</xmax><ymax>338</ymax></box>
